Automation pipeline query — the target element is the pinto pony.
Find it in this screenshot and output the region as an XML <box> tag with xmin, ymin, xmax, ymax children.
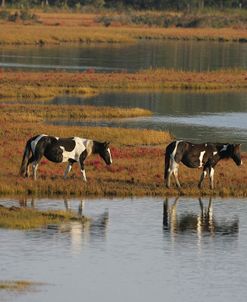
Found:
<box><xmin>164</xmin><ymin>141</ymin><xmax>242</xmax><ymax>189</ymax></box>
<box><xmin>20</xmin><ymin>134</ymin><xmax>112</xmax><ymax>181</ymax></box>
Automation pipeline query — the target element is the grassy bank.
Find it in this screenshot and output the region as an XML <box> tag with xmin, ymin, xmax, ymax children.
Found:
<box><xmin>1</xmin><ymin>10</ymin><xmax>247</xmax><ymax>45</ymax></box>
<box><xmin>0</xmin><ymin>103</ymin><xmax>152</xmax><ymax>121</ymax></box>
<box><xmin>0</xmin><ymin>101</ymin><xmax>246</xmax><ymax>198</ymax></box>
<box><xmin>1</xmin><ymin>69</ymin><xmax>247</xmax><ymax>99</ymax></box>
<box><xmin>0</xmin><ymin>205</ymin><xmax>87</xmax><ymax>229</ymax></box>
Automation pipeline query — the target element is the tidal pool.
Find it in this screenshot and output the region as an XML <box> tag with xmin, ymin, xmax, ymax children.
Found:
<box><xmin>52</xmin><ymin>91</ymin><xmax>247</xmax><ymax>150</ymax></box>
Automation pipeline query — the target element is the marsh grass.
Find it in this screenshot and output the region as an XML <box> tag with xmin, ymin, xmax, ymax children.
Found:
<box><xmin>1</xmin><ymin>69</ymin><xmax>247</xmax><ymax>99</ymax></box>
<box><xmin>0</xmin><ymin>106</ymin><xmax>173</xmax><ymax>197</ymax></box>
<box><xmin>0</xmin><ymin>104</ymin><xmax>152</xmax><ymax>121</ymax></box>
<box><xmin>0</xmin><ymin>92</ymin><xmax>246</xmax><ymax>198</ymax></box>
<box><xmin>0</xmin><ymin>205</ymin><xmax>87</xmax><ymax>229</ymax></box>
<box><xmin>0</xmin><ymin>119</ymin><xmax>246</xmax><ymax>197</ymax></box>
<box><xmin>1</xmin><ymin>9</ymin><xmax>247</xmax><ymax>45</ymax></box>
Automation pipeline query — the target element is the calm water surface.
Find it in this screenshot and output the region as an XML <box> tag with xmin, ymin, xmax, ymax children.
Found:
<box><xmin>52</xmin><ymin>91</ymin><xmax>247</xmax><ymax>149</ymax></box>
<box><xmin>1</xmin><ymin>197</ymin><xmax>247</xmax><ymax>302</ymax></box>
<box><xmin>2</xmin><ymin>41</ymin><xmax>247</xmax><ymax>147</ymax></box>
<box><xmin>1</xmin><ymin>40</ymin><xmax>247</xmax><ymax>72</ymax></box>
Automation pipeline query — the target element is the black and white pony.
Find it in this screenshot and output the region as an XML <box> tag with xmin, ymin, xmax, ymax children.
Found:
<box><xmin>20</xmin><ymin>134</ymin><xmax>112</xmax><ymax>181</ymax></box>
<box><xmin>164</xmin><ymin>140</ymin><xmax>242</xmax><ymax>189</ymax></box>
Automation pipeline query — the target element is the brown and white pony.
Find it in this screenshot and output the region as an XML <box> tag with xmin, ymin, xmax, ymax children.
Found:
<box><xmin>164</xmin><ymin>140</ymin><xmax>242</xmax><ymax>189</ymax></box>
<box><xmin>20</xmin><ymin>134</ymin><xmax>112</xmax><ymax>181</ymax></box>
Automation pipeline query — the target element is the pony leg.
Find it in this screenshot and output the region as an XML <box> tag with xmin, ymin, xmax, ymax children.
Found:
<box><xmin>166</xmin><ymin>158</ymin><xmax>179</xmax><ymax>188</ymax></box>
<box><xmin>81</xmin><ymin>169</ymin><xmax>87</xmax><ymax>182</ymax></box>
<box><xmin>32</xmin><ymin>161</ymin><xmax>39</xmax><ymax>180</ymax></box>
<box><xmin>166</xmin><ymin>168</ymin><xmax>172</xmax><ymax>188</ymax></box>
<box><xmin>169</xmin><ymin>158</ymin><xmax>181</xmax><ymax>188</ymax></box>
<box><xmin>25</xmin><ymin>155</ymin><xmax>35</xmax><ymax>177</ymax></box>
<box><xmin>79</xmin><ymin>161</ymin><xmax>87</xmax><ymax>182</ymax></box>
<box><xmin>198</xmin><ymin>170</ymin><xmax>207</xmax><ymax>189</ymax></box>
<box><xmin>79</xmin><ymin>152</ymin><xmax>88</xmax><ymax>182</ymax></box>
<box><xmin>26</xmin><ymin>164</ymin><xmax>30</xmax><ymax>177</ymax></box>
<box><xmin>209</xmin><ymin>167</ymin><xmax>215</xmax><ymax>189</ymax></box>
<box><xmin>64</xmin><ymin>163</ymin><xmax>72</xmax><ymax>179</ymax></box>
<box><xmin>173</xmin><ymin>167</ymin><xmax>181</xmax><ymax>188</ymax></box>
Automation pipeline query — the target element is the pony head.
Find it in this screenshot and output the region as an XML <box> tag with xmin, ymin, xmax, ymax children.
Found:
<box><xmin>98</xmin><ymin>141</ymin><xmax>112</xmax><ymax>165</ymax></box>
<box><xmin>230</xmin><ymin>144</ymin><xmax>242</xmax><ymax>166</ymax></box>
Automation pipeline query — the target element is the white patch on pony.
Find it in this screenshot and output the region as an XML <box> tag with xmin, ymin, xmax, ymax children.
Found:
<box><xmin>199</xmin><ymin>151</ymin><xmax>206</xmax><ymax>168</ymax></box>
<box><xmin>81</xmin><ymin>138</ymin><xmax>93</xmax><ymax>156</ymax></box>
<box><xmin>31</xmin><ymin>134</ymin><xmax>47</xmax><ymax>154</ymax></box>
<box><xmin>107</xmin><ymin>148</ymin><xmax>112</xmax><ymax>164</ymax></box>
<box><xmin>60</xmin><ymin>146</ymin><xmax>75</xmax><ymax>162</ymax></box>
<box><xmin>213</xmin><ymin>151</ymin><xmax>217</xmax><ymax>156</ymax></box>
<box><xmin>61</xmin><ymin>137</ymin><xmax>87</xmax><ymax>162</ymax></box>
<box><xmin>171</xmin><ymin>140</ymin><xmax>182</xmax><ymax>160</ymax></box>
<box><xmin>221</xmin><ymin>144</ymin><xmax>228</xmax><ymax>152</ymax></box>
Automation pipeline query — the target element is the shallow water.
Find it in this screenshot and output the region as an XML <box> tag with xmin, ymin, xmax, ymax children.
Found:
<box><xmin>1</xmin><ymin>40</ymin><xmax>247</xmax><ymax>72</ymax></box>
<box><xmin>52</xmin><ymin>91</ymin><xmax>247</xmax><ymax>149</ymax></box>
<box><xmin>1</xmin><ymin>197</ymin><xmax>247</xmax><ymax>302</ymax></box>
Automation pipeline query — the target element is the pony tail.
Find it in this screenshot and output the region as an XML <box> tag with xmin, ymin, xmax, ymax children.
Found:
<box><xmin>164</xmin><ymin>151</ymin><xmax>170</xmax><ymax>180</ymax></box>
<box><xmin>20</xmin><ymin>140</ymin><xmax>31</xmax><ymax>177</ymax></box>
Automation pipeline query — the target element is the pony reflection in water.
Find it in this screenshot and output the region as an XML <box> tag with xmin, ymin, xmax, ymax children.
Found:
<box><xmin>20</xmin><ymin>134</ymin><xmax>112</xmax><ymax>181</ymax></box>
<box><xmin>163</xmin><ymin>197</ymin><xmax>239</xmax><ymax>237</ymax></box>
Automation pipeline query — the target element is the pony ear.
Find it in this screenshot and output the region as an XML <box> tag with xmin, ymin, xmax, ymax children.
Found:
<box><xmin>104</xmin><ymin>141</ymin><xmax>110</xmax><ymax>147</ymax></box>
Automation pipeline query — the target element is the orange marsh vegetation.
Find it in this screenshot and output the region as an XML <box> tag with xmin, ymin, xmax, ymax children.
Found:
<box><xmin>0</xmin><ymin>103</ymin><xmax>246</xmax><ymax>198</ymax></box>
<box><xmin>1</xmin><ymin>19</ymin><xmax>247</xmax><ymax>45</ymax></box>
<box><xmin>1</xmin><ymin>69</ymin><xmax>247</xmax><ymax>99</ymax></box>
<box><xmin>0</xmin><ymin>103</ymin><xmax>152</xmax><ymax>121</ymax></box>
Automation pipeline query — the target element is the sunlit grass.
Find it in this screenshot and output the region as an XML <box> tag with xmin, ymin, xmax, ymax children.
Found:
<box><xmin>0</xmin><ymin>90</ymin><xmax>246</xmax><ymax>197</ymax></box>
<box><xmin>0</xmin><ymin>205</ymin><xmax>88</xmax><ymax>229</ymax></box>
<box><xmin>0</xmin><ymin>115</ymin><xmax>246</xmax><ymax>197</ymax></box>
<box><xmin>0</xmin><ymin>104</ymin><xmax>152</xmax><ymax>122</ymax></box>
<box><xmin>1</xmin><ymin>68</ymin><xmax>247</xmax><ymax>99</ymax></box>
<box><xmin>0</xmin><ymin>16</ymin><xmax>247</xmax><ymax>45</ymax></box>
